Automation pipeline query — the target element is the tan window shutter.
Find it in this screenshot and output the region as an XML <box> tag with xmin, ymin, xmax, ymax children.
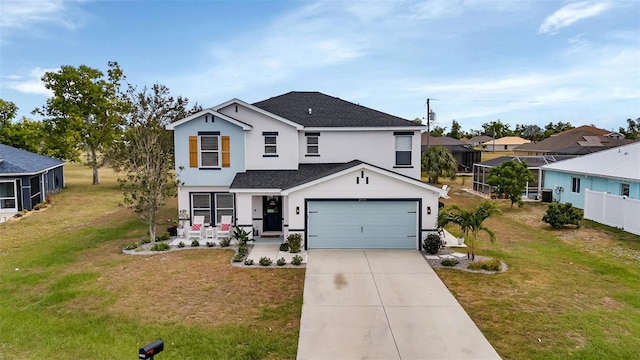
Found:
<box><xmin>222</xmin><ymin>136</ymin><xmax>230</xmax><ymax>168</ymax></box>
<box><xmin>189</xmin><ymin>136</ymin><xmax>198</xmax><ymax>167</ymax></box>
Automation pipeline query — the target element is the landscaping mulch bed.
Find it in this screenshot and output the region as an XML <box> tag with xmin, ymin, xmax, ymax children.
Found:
<box><xmin>422</xmin><ymin>247</ymin><xmax>508</xmax><ymax>274</ymax></box>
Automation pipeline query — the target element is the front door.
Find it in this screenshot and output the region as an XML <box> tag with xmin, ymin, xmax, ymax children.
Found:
<box><xmin>263</xmin><ymin>196</ymin><xmax>282</xmax><ymax>232</ymax></box>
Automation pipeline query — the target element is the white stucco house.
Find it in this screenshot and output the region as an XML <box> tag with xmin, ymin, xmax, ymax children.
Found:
<box><xmin>166</xmin><ymin>92</ymin><xmax>448</xmax><ymax>250</ymax></box>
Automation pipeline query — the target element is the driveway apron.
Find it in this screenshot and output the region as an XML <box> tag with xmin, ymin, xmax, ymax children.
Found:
<box><xmin>297</xmin><ymin>249</ymin><xmax>501</xmax><ymax>360</ymax></box>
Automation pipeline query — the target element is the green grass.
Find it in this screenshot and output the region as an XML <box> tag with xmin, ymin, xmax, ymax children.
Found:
<box><xmin>0</xmin><ymin>164</ymin><xmax>303</xmax><ymax>359</ymax></box>
<box><xmin>435</xmin><ymin>179</ymin><xmax>640</xmax><ymax>359</ymax></box>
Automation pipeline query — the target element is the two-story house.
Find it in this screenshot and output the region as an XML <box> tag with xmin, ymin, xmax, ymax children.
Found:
<box><xmin>167</xmin><ymin>92</ymin><xmax>448</xmax><ymax>250</ymax></box>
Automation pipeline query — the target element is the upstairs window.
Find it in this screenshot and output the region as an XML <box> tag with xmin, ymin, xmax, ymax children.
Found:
<box><xmin>263</xmin><ymin>132</ymin><xmax>278</xmax><ymax>157</ymax></box>
<box><xmin>200</xmin><ymin>135</ymin><xmax>220</xmax><ymax>168</ymax></box>
<box><xmin>571</xmin><ymin>177</ymin><xmax>581</xmax><ymax>193</ymax></box>
<box><xmin>395</xmin><ymin>134</ymin><xmax>412</xmax><ymax>166</ymax></box>
<box><xmin>306</xmin><ymin>133</ymin><xmax>319</xmax><ymax>156</ymax></box>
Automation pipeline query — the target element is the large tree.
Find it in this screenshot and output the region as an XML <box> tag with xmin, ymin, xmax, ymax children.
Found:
<box><xmin>481</xmin><ymin>120</ymin><xmax>512</xmax><ymax>138</ymax></box>
<box><xmin>36</xmin><ymin>62</ymin><xmax>128</xmax><ymax>184</ymax></box>
<box><xmin>619</xmin><ymin>118</ymin><xmax>640</xmax><ymax>140</ymax></box>
<box><xmin>446</xmin><ymin>119</ymin><xmax>462</xmax><ymax>139</ymax></box>
<box><xmin>0</xmin><ymin>99</ymin><xmax>47</xmax><ymax>154</ymax></box>
<box><xmin>486</xmin><ymin>160</ymin><xmax>535</xmax><ymax>208</ymax></box>
<box><xmin>438</xmin><ymin>201</ymin><xmax>500</xmax><ymax>260</ymax></box>
<box><xmin>110</xmin><ymin>84</ymin><xmax>190</xmax><ymax>241</ymax></box>
<box><xmin>421</xmin><ymin>146</ymin><xmax>457</xmax><ymax>184</ymax></box>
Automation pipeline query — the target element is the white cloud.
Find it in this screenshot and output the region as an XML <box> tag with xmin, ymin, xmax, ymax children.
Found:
<box><xmin>0</xmin><ymin>0</ymin><xmax>85</xmax><ymax>31</ymax></box>
<box><xmin>539</xmin><ymin>1</ymin><xmax>612</xmax><ymax>34</ymax></box>
<box><xmin>3</xmin><ymin>68</ymin><xmax>55</xmax><ymax>96</ymax></box>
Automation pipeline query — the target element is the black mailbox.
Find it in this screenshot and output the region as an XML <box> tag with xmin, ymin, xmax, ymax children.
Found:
<box><xmin>139</xmin><ymin>339</ymin><xmax>164</xmax><ymax>359</ymax></box>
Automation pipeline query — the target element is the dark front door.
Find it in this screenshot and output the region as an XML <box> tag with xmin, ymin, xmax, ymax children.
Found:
<box><xmin>263</xmin><ymin>196</ymin><xmax>282</xmax><ymax>232</ymax></box>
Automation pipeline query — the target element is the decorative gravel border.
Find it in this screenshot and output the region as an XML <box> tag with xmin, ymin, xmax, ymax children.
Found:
<box><xmin>422</xmin><ymin>247</ymin><xmax>508</xmax><ymax>274</ymax></box>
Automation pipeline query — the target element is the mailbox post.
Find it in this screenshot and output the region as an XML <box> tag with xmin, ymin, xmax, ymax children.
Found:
<box><xmin>139</xmin><ymin>339</ymin><xmax>164</xmax><ymax>359</ymax></box>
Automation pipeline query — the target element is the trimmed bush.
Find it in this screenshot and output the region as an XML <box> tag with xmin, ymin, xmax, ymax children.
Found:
<box><xmin>467</xmin><ymin>258</ymin><xmax>502</xmax><ymax>271</ymax></box>
<box><xmin>124</xmin><ymin>243</ymin><xmax>138</xmax><ymax>251</ymax></box>
<box><xmin>259</xmin><ymin>257</ymin><xmax>273</xmax><ymax>266</ymax></box>
<box><xmin>206</xmin><ymin>242</ymin><xmax>215</xmax><ymax>247</ymax></box>
<box><xmin>279</xmin><ymin>242</ymin><xmax>290</xmax><ymax>252</ymax></box>
<box><xmin>178</xmin><ymin>241</ymin><xmax>185</xmax><ymax>248</ymax></box>
<box><xmin>232</xmin><ymin>253</ymin><xmax>244</xmax><ymax>262</ymax></box>
<box><xmin>244</xmin><ymin>258</ymin><xmax>255</xmax><ymax>266</ymax></box>
<box><xmin>219</xmin><ymin>237</ymin><xmax>231</xmax><ymax>247</ymax></box>
<box><xmin>291</xmin><ymin>255</ymin><xmax>303</xmax><ymax>266</ymax></box>
<box><xmin>191</xmin><ymin>240</ymin><xmax>200</xmax><ymax>247</ymax></box>
<box><xmin>276</xmin><ymin>257</ymin><xmax>287</xmax><ymax>266</ymax></box>
<box><xmin>237</xmin><ymin>244</ymin><xmax>249</xmax><ymax>257</ymax></box>
<box><xmin>440</xmin><ymin>258</ymin><xmax>459</xmax><ymax>267</ymax></box>
<box><xmin>422</xmin><ymin>233</ymin><xmax>442</xmax><ymax>255</ymax></box>
<box><xmin>542</xmin><ymin>202</ymin><xmax>583</xmax><ymax>229</ymax></box>
<box><xmin>150</xmin><ymin>242</ymin><xmax>171</xmax><ymax>251</ymax></box>
<box><xmin>287</xmin><ymin>233</ymin><xmax>302</xmax><ymax>253</ymax></box>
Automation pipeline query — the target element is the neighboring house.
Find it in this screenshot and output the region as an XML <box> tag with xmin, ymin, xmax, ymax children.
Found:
<box><xmin>473</xmin><ymin>155</ymin><xmax>575</xmax><ymax>197</ymax></box>
<box><xmin>540</xmin><ymin>142</ymin><xmax>640</xmax><ymax>209</ymax></box>
<box><xmin>481</xmin><ymin>136</ymin><xmax>530</xmax><ymax>151</ymax></box>
<box><xmin>421</xmin><ymin>135</ymin><xmax>481</xmax><ymax>173</ymax></box>
<box><xmin>0</xmin><ymin>144</ymin><xmax>65</xmax><ymax>221</ymax></box>
<box><xmin>465</xmin><ymin>135</ymin><xmax>493</xmax><ymax>147</ymax></box>
<box><xmin>513</xmin><ymin>125</ymin><xmax>633</xmax><ymax>156</ymax></box>
<box><xmin>166</xmin><ymin>91</ymin><xmax>448</xmax><ymax>250</ymax></box>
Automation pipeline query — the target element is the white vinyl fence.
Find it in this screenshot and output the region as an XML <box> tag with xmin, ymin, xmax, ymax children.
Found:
<box><xmin>584</xmin><ymin>189</ymin><xmax>640</xmax><ymax>236</ymax></box>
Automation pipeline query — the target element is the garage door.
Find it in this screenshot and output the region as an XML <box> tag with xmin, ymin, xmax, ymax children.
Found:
<box><xmin>307</xmin><ymin>200</ymin><xmax>418</xmax><ymax>249</ymax></box>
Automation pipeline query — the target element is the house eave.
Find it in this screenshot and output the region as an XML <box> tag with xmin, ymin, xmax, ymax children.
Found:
<box><xmin>213</xmin><ymin>98</ymin><xmax>305</xmax><ymax>130</ymax></box>
<box><xmin>303</xmin><ymin>126</ymin><xmax>424</xmax><ymax>132</ymax></box>
<box><xmin>0</xmin><ymin>163</ymin><xmax>65</xmax><ymax>177</ymax></box>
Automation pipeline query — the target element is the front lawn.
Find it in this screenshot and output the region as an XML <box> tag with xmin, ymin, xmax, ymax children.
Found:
<box><xmin>437</xmin><ymin>179</ymin><xmax>640</xmax><ymax>359</ymax></box>
<box><xmin>0</xmin><ymin>164</ymin><xmax>305</xmax><ymax>359</ymax></box>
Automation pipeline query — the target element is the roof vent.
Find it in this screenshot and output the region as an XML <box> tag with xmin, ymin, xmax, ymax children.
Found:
<box><xmin>308</xmin><ymin>108</ymin><xmax>312</xmax><ymax>115</ymax></box>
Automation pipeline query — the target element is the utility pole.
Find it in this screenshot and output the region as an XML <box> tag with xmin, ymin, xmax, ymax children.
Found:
<box><xmin>425</xmin><ymin>98</ymin><xmax>437</xmax><ymax>149</ymax></box>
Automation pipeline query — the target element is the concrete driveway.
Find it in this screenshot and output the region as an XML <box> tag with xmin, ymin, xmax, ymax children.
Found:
<box><xmin>297</xmin><ymin>250</ymin><xmax>501</xmax><ymax>360</ymax></box>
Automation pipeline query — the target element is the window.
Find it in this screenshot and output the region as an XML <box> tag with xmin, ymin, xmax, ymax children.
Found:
<box><xmin>306</xmin><ymin>133</ymin><xmax>319</xmax><ymax>155</ymax></box>
<box><xmin>621</xmin><ymin>183</ymin><xmax>630</xmax><ymax>197</ymax></box>
<box><xmin>395</xmin><ymin>135</ymin><xmax>412</xmax><ymax>166</ymax></box>
<box><xmin>215</xmin><ymin>193</ymin><xmax>234</xmax><ymax>225</ymax></box>
<box><xmin>571</xmin><ymin>177</ymin><xmax>581</xmax><ymax>193</ymax></box>
<box><xmin>191</xmin><ymin>193</ymin><xmax>212</xmax><ymax>225</ymax></box>
<box><xmin>0</xmin><ymin>181</ymin><xmax>17</xmax><ymax>211</ymax></box>
<box><xmin>263</xmin><ymin>132</ymin><xmax>278</xmax><ymax>156</ymax></box>
<box><xmin>200</xmin><ymin>135</ymin><xmax>220</xmax><ymax>168</ymax></box>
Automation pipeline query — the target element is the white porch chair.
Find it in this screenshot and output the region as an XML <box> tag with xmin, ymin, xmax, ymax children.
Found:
<box><xmin>187</xmin><ymin>215</ymin><xmax>205</xmax><ymax>240</ymax></box>
<box><xmin>215</xmin><ymin>215</ymin><xmax>232</xmax><ymax>240</ymax></box>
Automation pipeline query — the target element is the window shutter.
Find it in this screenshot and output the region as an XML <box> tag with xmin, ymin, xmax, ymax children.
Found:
<box><xmin>189</xmin><ymin>136</ymin><xmax>198</xmax><ymax>167</ymax></box>
<box><xmin>222</xmin><ymin>136</ymin><xmax>230</xmax><ymax>168</ymax></box>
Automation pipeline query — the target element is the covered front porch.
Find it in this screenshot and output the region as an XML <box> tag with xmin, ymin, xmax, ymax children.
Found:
<box><xmin>234</xmin><ymin>192</ymin><xmax>291</xmax><ymax>241</ymax></box>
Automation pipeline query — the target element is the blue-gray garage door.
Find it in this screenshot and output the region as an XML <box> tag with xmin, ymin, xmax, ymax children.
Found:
<box><xmin>307</xmin><ymin>200</ymin><xmax>418</xmax><ymax>249</ymax></box>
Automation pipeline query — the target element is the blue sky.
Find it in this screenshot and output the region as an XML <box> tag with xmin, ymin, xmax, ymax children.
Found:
<box><xmin>1</xmin><ymin>0</ymin><xmax>638</xmax><ymax>133</ymax></box>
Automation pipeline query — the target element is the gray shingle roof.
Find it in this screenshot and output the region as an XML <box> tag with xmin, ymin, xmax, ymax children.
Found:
<box><xmin>230</xmin><ymin>161</ymin><xmax>363</xmax><ymax>190</ymax></box>
<box><xmin>252</xmin><ymin>92</ymin><xmax>421</xmax><ymax>128</ymax></box>
<box><xmin>0</xmin><ymin>144</ymin><xmax>65</xmax><ymax>175</ymax></box>
<box><xmin>514</xmin><ymin>125</ymin><xmax>633</xmax><ymax>154</ymax></box>
<box><xmin>541</xmin><ymin>141</ymin><xmax>640</xmax><ymax>181</ymax></box>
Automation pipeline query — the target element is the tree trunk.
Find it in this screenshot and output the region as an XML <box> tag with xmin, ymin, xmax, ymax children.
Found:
<box><xmin>90</xmin><ymin>147</ymin><xmax>100</xmax><ymax>185</ymax></box>
<box><xmin>149</xmin><ymin>223</ymin><xmax>156</xmax><ymax>243</ymax></box>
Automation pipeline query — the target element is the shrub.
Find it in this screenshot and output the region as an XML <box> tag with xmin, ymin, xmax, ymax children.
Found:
<box><xmin>219</xmin><ymin>237</ymin><xmax>231</xmax><ymax>247</ymax></box>
<box><xmin>178</xmin><ymin>241</ymin><xmax>185</xmax><ymax>248</ymax></box>
<box><xmin>279</xmin><ymin>242</ymin><xmax>290</xmax><ymax>252</ymax></box>
<box><xmin>124</xmin><ymin>243</ymin><xmax>139</xmax><ymax>250</ymax></box>
<box><xmin>287</xmin><ymin>233</ymin><xmax>302</xmax><ymax>253</ymax></box>
<box><xmin>291</xmin><ymin>255</ymin><xmax>304</xmax><ymax>266</ymax></box>
<box><xmin>244</xmin><ymin>258</ymin><xmax>255</xmax><ymax>266</ymax></box>
<box><xmin>232</xmin><ymin>253</ymin><xmax>244</xmax><ymax>262</ymax></box>
<box><xmin>13</xmin><ymin>213</ymin><xmax>22</xmax><ymax>218</ymax></box>
<box><xmin>422</xmin><ymin>233</ymin><xmax>442</xmax><ymax>255</ymax></box>
<box><xmin>237</xmin><ymin>243</ymin><xmax>249</xmax><ymax>257</ymax></box>
<box><xmin>440</xmin><ymin>258</ymin><xmax>459</xmax><ymax>267</ymax></box>
<box><xmin>139</xmin><ymin>236</ymin><xmax>152</xmax><ymax>244</ymax></box>
<box><xmin>191</xmin><ymin>240</ymin><xmax>200</xmax><ymax>247</ymax></box>
<box><xmin>150</xmin><ymin>242</ymin><xmax>171</xmax><ymax>251</ymax></box>
<box><xmin>467</xmin><ymin>258</ymin><xmax>502</xmax><ymax>271</ymax></box>
<box><xmin>232</xmin><ymin>226</ymin><xmax>251</xmax><ymax>245</ymax></box>
<box><xmin>167</xmin><ymin>226</ymin><xmax>178</xmax><ymax>236</ymax></box>
<box><xmin>159</xmin><ymin>232</ymin><xmax>170</xmax><ymax>241</ymax></box>
<box><xmin>206</xmin><ymin>242</ymin><xmax>215</xmax><ymax>247</ymax></box>
<box><xmin>276</xmin><ymin>257</ymin><xmax>287</xmax><ymax>266</ymax></box>
<box><xmin>542</xmin><ymin>202</ymin><xmax>583</xmax><ymax>229</ymax></box>
<box><xmin>33</xmin><ymin>202</ymin><xmax>46</xmax><ymax>211</ymax></box>
<box><xmin>259</xmin><ymin>257</ymin><xmax>273</xmax><ymax>266</ymax></box>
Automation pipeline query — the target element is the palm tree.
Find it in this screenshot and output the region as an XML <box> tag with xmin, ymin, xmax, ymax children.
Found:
<box><xmin>438</xmin><ymin>201</ymin><xmax>501</xmax><ymax>260</ymax></box>
<box><xmin>421</xmin><ymin>146</ymin><xmax>457</xmax><ymax>184</ymax></box>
